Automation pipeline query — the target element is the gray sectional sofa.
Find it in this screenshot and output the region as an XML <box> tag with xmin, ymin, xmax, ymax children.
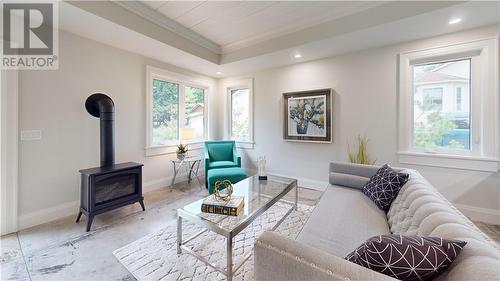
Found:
<box><xmin>254</xmin><ymin>162</ymin><xmax>500</xmax><ymax>281</ymax></box>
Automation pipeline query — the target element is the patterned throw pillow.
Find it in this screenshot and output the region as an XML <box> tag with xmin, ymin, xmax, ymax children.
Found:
<box><xmin>345</xmin><ymin>235</ymin><xmax>467</xmax><ymax>281</ymax></box>
<box><xmin>362</xmin><ymin>164</ymin><xmax>409</xmax><ymax>212</ymax></box>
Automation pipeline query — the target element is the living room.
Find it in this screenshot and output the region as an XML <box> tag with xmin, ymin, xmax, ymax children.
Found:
<box><xmin>1</xmin><ymin>1</ymin><xmax>499</xmax><ymax>280</ymax></box>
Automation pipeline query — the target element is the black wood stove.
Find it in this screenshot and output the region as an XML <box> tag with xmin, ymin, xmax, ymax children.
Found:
<box><xmin>76</xmin><ymin>93</ymin><xmax>144</xmax><ymax>231</ymax></box>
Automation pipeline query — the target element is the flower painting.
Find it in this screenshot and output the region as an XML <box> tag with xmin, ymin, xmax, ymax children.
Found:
<box><xmin>283</xmin><ymin>89</ymin><xmax>331</xmax><ymax>142</ymax></box>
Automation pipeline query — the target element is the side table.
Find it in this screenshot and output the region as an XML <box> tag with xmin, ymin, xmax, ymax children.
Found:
<box><xmin>171</xmin><ymin>156</ymin><xmax>203</xmax><ymax>188</ymax></box>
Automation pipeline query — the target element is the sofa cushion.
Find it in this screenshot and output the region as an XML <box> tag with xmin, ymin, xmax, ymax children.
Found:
<box><xmin>207</xmin><ymin>143</ymin><xmax>233</xmax><ymax>161</ymax></box>
<box><xmin>208</xmin><ymin>161</ymin><xmax>238</xmax><ymax>169</ymax></box>
<box><xmin>346</xmin><ymin>234</ymin><xmax>466</xmax><ymax>281</ymax></box>
<box><xmin>362</xmin><ymin>164</ymin><xmax>409</xmax><ymax>212</ymax></box>
<box><xmin>297</xmin><ymin>185</ymin><xmax>391</xmax><ymax>257</ymax></box>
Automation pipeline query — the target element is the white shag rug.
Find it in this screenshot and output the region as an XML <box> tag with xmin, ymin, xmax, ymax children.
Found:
<box><xmin>113</xmin><ymin>202</ymin><xmax>314</xmax><ymax>281</ymax></box>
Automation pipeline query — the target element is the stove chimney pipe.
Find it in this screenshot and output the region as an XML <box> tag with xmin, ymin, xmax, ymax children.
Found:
<box><xmin>85</xmin><ymin>93</ymin><xmax>115</xmax><ymax>167</ymax></box>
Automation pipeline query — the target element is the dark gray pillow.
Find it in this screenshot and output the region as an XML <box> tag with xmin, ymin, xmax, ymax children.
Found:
<box><xmin>362</xmin><ymin>164</ymin><xmax>408</xmax><ymax>212</ymax></box>
<box><xmin>346</xmin><ymin>235</ymin><xmax>466</xmax><ymax>281</ymax></box>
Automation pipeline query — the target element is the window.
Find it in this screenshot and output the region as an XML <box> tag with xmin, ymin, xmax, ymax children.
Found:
<box><xmin>152</xmin><ymin>79</ymin><xmax>179</xmax><ymax>144</ymax></box>
<box><xmin>398</xmin><ymin>38</ymin><xmax>499</xmax><ymax>172</ymax></box>
<box><xmin>146</xmin><ymin>66</ymin><xmax>208</xmax><ymax>153</ymax></box>
<box><xmin>184</xmin><ymin>86</ymin><xmax>205</xmax><ymax>139</ymax></box>
<box><xmin>226</xmin><ymin>79</ymin><xmax>254</xmax><ymax>148</ymax></box>
<box><xmin>230</xmin><ymin>88</ymin><xmax>250</xmax><ymax>140</ymax></box>
<box><xmin>413</xmin><ymin>59</ymin><xmax>470</xmax><ymax>151</ymax></box>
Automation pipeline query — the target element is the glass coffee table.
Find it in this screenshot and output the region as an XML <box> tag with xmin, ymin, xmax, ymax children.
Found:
<box><xmin>177</xmin><ymin>175</ymin><xmax>298</xmax><ymax>281</ymax></box>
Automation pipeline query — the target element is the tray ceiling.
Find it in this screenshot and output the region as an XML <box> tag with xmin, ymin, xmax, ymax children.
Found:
<box><xmin>139</xmin><ymin>1</ymin><xmax>385</xmax><ymax>51</ymax></box>
<box><xmin>61</xmin><ymin>1</ymin><xmax>500</xmax><ymax>77</ymax></box>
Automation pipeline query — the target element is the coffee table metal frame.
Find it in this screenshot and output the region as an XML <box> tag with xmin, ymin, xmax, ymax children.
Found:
<box><xmin>176</xmin><ymin>177</ymin><xmax>298</xmax><ymax>281</ymax></box>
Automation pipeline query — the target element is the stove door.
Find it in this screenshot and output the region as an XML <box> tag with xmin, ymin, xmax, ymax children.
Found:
<box><xmin>91</xmin><ymin>167</ymin><xmax>141</xmax><ymax>211</ymax></box>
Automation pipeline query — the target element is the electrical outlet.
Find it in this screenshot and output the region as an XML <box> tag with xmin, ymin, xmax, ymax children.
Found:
<box><xmin>20</xmin><ymin>130</ymin><xmax>42</xmax><ymax>141</ymax></box>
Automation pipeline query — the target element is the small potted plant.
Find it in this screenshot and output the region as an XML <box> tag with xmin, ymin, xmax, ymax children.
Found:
<box><xmin>176</xmin><ymin>143</ymin><xmax>188</xmax><ymax>160</ymax></box>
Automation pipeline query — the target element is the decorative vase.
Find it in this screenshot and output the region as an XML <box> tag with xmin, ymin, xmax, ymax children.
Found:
<box><xmin>296</xmin><ymin>121</ymin><xmax>309</xmax><ymax>134</ymax></box>
<box><xmin>258</xmin><ymin>156</ymin><xmax>267</xmax><ymax>180</ymax></box>
<box><xmin>177</xmin><ymin>153</ymin><xmax>185</xmax><ymax>160</ymax></box>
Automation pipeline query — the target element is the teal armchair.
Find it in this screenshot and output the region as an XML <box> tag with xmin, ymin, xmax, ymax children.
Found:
<box><xmin>204</xmin><ymin>141</ymin><xmax>241</xmax><ymax>188</ymax></box>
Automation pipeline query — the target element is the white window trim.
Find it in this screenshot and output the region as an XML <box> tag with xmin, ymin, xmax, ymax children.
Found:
<box><xmin>398</xmin><ymin>38</ymin><xmax>499</xmax><ymax>172</ymax></box>
<box><xmin>145</xmin><ymin>66</ymin><xmax>210</xmax><ymax>157</ymax></box>
<box><xmin>226</xmin><ymin>78</ymin><xmax>254</xmax><ymax>149</ymax></box>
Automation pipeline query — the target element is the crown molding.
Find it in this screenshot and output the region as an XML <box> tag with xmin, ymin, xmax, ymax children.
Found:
<box><xmin>114</xmin><ymin>1</ymin><xmax>222</xmax><ymax>55</ymax></box>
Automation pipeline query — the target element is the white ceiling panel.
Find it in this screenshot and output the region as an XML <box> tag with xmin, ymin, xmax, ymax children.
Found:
<box><xmin>142</xmin><ymin>0</ymin><xmax>167</xmax><ymax>10</ymax></box>
<box><xmin>156</xmin><ymin>1</ymin><xmax>205</xmax><ymax>20</ymax></box>
<box><xmin>139</xmin><ymin>1</ymin><xmax>385</xmax><ymax>48</ymax></box>
<box><xmin>174</xmin><ymin>1</ymin><xmax>243</xmax><ymax>28</ymax></box>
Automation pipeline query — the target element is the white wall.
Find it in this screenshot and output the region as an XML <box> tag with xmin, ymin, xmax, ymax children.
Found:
<box><xmin>17</xmin><ymin>31</ymin><xmax>218</xmax><ymax>228</ymax></box>
<box><xmin>219</xmin><ymin>24</ymin><xmax>500</xmax><ymax>224</ymax></box>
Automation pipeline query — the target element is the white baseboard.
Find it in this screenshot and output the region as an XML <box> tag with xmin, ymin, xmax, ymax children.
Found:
<box><xmin>143</xmin><ymin>177</ymin><xmax>171</xmax><ymax>193</ymax></box>
<box><xmin>243</xmin><ymin>168</ymin><xmax>328</xmax><ymax>191</ymax></box>
<box><xmin>18</xmin><ymin>200</ymin><xmax>80</xmax><ymax>230</ymax></box>
<box><xmin>17</xmin><ymin>172</ymin><xmax>203</xmax><ymax>231</ymax></box>
<box><xmin>269</xmin><ymin>172</ymin><xmax>328</xmax><ymax>191</ymax></box>
<box><xmin>454</xmin><ymin>203</ymin><xmax>500</xmax><ymax>225</ymax></box>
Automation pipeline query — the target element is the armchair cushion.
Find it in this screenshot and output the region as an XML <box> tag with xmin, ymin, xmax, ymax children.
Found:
<box><xmin>208</xmin><ymin>161</ymin><xmax>238</xmax><ymax>169</ymax></box>
<box><xmin>207</xmin><ymin>143</ymin><xmax>233</xmax><ymax>161</ymax></box>
<box><xmin>207</xmin><ymin>167</ymin><xmax>247</xmax><ymax>194</ymax></box>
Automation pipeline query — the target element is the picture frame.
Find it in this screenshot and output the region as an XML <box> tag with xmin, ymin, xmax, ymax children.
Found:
<box><xmin>283</xmin><ymin>88</ymin><xmax>332</xmax><ymax>143</ymax></box>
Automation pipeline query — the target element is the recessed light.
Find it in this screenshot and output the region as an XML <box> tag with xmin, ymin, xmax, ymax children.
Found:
<box><xmin>294</xmin><ymin>53</ymin><xmax>301</xmax><ymax>58</ymax></box>
<box><xmin>448</xmin><ymin>18</ymin><xmax>462</xmax><ymax>25</ymax></box>
<box><xmin>216</xmin><ymin>71</ymin><xmax>221</xmax><ymax>75</ymax></box>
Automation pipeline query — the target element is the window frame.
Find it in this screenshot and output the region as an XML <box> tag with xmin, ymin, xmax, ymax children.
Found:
<box><xmin>398</xmin><ymin>38</ymin><xmax>499</xmax><ymax>172</ymax></box>
<box><xmin>226</xmin><ymin>78</ymin><xmax>254</xmax><ymax>149</ymax></box>
<box><xmin>145</xmin><ymin>66</ymin><xmax>209</xmax><ymax>156</ymax></box>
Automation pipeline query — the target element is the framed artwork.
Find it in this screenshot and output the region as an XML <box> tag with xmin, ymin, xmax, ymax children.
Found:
<box><xmin>283</xmin><ymin>88</ymin><xmax>332</xmax><ymax>143</ymax></box>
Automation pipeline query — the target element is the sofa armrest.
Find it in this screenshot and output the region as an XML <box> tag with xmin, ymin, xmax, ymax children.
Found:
<box><xmin>330</xmin><ymin>162</ymin><xmax>380</xmax><ymax>178</ymax></box>
<box><xmin>254</xmin><ymin>231</ymin><xmax>396</xmax><ymax>281</ymax></box>
<box><xmin>329</xmin><ymin>172</ymin><xmax>369</xmax><ymax>190</ymax></box>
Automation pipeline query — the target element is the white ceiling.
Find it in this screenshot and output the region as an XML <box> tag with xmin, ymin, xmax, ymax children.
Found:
<box><xmin>139</xmin><ymin>1</ymin><xmax>384</xmax><ymax>51</ymax></box>
<box><xmin>59</xmin><ymin>1</ymin><xmax>500</xmax><ymax>78</ymax></box>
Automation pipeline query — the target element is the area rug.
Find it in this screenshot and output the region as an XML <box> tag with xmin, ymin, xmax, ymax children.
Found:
<box><xmin>113</xmin><ymin>202</ymin><xmax>314</xmax><ymax>281</ymax></box>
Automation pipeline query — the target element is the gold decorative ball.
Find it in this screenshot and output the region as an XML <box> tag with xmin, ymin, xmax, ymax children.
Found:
<box><xmin>213</xmin><ymin>180</ymin><xmax>233</xmax><ymax>202</ymax></box>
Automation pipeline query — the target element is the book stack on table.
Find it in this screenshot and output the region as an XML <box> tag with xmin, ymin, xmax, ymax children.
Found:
<box><xmin>201</xmin><ymin>195</ymin><xmax>244</xmax><ymax>216</ymax></box>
